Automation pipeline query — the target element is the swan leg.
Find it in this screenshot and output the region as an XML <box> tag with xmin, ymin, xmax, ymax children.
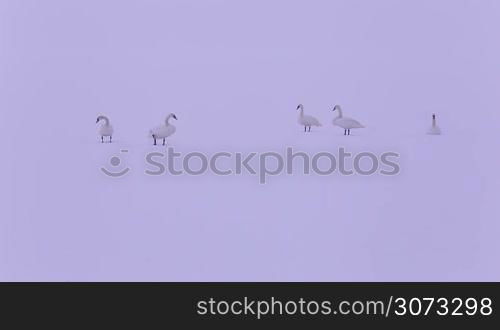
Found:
<box><xmin>308</xmin><ymin>126</ymin><xmax>311</xmax><ymax>132</ymax></box>
<box><xmin>348</xmin><ymin>129</ymin><xmax>351</xmax><ymax>135</ymax></box>
<box><xmin>344</xmin><ymin>129</ymin><xmax>346</xmax><ymax>135</ymax></box>
<box><xmin>101</xmin><ymin>136</ymin><xmax>104</xmax><ymax>143</ymax></box>
<box><xmin>163</xmin><ymin>138</ymin><xmax>165</xmax><ymax>146</ymax></box>
<box><xmin>153</xmin><ymin>136</ymin><xmax>157</xmax><ymax>146</ymax></box>
<box><xmin>110</xmin><ymin>136</ymin><xmax>112</xmax><ymax>143</ymax></box>
<box><xmin>304</xmin><ymin>126</ymin><xmax>306</xmax><ymax>132</ymax></box>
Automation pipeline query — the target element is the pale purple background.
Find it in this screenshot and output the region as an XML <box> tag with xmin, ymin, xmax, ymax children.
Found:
<box><xmin>1</xmin><ymin>0</ymin><xmax>499</xmax><ymax>281</ymax></box>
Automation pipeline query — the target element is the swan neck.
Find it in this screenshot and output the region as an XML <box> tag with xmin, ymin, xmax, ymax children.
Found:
<box><xmin>432</xmin><ymin>118</ymin><xmax>436</xmax><ymax>127</ymax></box>
<box><xmin>165</xmin><ymin>116</ymin><xmax>172</xmax><ymax>125</ymax></box>
<box><xmin>299</xmin><ymin>107</ymin><xmax>304</xmax><ymax>117</ymax></box>
<box><xmin>336</xmin><ymin>106</ymin><xmax>343</xmax><ymax>118</ymax></box>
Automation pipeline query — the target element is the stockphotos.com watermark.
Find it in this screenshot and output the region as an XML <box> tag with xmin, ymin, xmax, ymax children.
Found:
<box><xmin>101</xmin><ymin>147</ymin><xmax>400</xmax><ymax>183</ymax></box>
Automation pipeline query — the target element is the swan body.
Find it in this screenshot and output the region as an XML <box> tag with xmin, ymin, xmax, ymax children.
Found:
<box><xmin>96</xmin><ymin>115</ymin><xmax>114</xmax><ymax>143</ymax></box>
<box><xmin>331</xmin><ymin>105</ymin><xmax>364</xmax><ymax>135</ymax></box>
<box><xmin>150</xmin><ymin>113</ymin><xmax>177</xmax><ymax>145</ymax></box>
<box><xmin>297</xmin><ymin>104</ymin><xmax>322</xmax><ymax>132</ymax></box>
<box><xmin>427</xmin><ymin>114</ymin><xmax>441</xmax><ymax>135</ymax></box>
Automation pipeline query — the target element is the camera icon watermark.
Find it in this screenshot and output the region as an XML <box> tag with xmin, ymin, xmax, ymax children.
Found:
<box><xmin>100</xmin><ymin>149</ymin><xmax>131</xmax><ymax>178</ymax></box>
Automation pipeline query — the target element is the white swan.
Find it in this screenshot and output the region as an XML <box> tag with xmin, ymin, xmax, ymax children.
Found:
<box><xmin>150</xmin><ymin>113</ymin><xmax>177</xmax><ymax>145</ymax></box>
<box><xmin>331</xmin><ymin>105</ymin><xmax>364</xmax><ymax>135</ymax></box>
<box><xmin>96</xmin><ymin>115</ymin><xmax>114</xmax><ymax>143</ymax></box>
<box><xmin>297</xmin><ymin>104</ymin><xmax>322</xmax><ymax>132</ymax></box>
<box><xmin>427</xmin><ymin>114</ymin><xmax>441</xmax><ymax>135</ymax></box>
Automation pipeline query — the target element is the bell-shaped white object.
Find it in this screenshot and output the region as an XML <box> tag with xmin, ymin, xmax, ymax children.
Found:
<box><xmin>427</xmin><ymin>114</ymin><xmax>441</xmax><ymax>135</ymax></box>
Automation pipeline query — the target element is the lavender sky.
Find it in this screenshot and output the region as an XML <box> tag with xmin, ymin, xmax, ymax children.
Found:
<box><xmin>1</xmin><ymin>0</ymin><xmax>499</xmax><ymax>281</ymax></box>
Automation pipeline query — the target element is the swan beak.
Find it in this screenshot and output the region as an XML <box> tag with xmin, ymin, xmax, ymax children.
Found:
<box><xmin>173</xmin><ymin>115</ymin><xmax>178</xmax><ymax>120</ymax></box>
<box><xmin>296</xmin><ymin>105</ymin><xmax>300</xmax><ymax>110</ymax></box>
<box><xmin>96</xmin><ymin>118</ymin><xmax>99</xmax><ymax>123</ymax></box>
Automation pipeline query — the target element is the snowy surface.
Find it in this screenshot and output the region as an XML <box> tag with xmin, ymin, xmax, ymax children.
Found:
<box><xmin>1</xmin><ymin>0</ymin><xmax>499</xmax><ymax>281</ymax></box>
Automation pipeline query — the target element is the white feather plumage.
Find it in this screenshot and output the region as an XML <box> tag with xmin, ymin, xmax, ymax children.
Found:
<box><xmin>427</xmin><ymin>114</ymin><xmax>441</xmax><ymax>135</ymax></box>
<box><xmin>331</xmin><ymin>105</ymin><xmax>364</xmax><ymax>135</ymax></box>
<box><xmin>96</xmin><ymin>115</ymin><xmax>114</xmax><ymax>142</ymax></box>
<box><xmin>150</xmin><ymin>113</ymin><xmax>177</xmax><ymax>145</ymax></box>
<box><xmin>297</xmin><ymin>104</ymin><xmax>322</xmax><ymax>132</ymax></box>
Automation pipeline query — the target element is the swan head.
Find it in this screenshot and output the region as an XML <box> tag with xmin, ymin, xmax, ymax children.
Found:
<box><xmin>166</xmin><ymin>113</ymin><xmax>178</xmax><ymax>124</ymax></box>
<box><xmin>96</xmin><ymin>115</ymin><xmax>107</xmax><ymax>124</ymax></box>
<box><xmin>332</xmin><ymin>105</ymin><xmax>341</xmax><ymax>112</ymax></box>
<box><xmin>432</xmin><ymin>113</ymin><xmax>436</xmax><ymax>120</ymax></box>
<box><xmin>296</xmin><ymin>104</ymin><xmax>303</xmax><ymax>110</ymax></box>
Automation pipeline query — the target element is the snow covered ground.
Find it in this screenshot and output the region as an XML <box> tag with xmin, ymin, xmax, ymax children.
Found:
<box><xmin>1</xmin><ymin>0</ymin><xmax>499</xmax><ymax>281</ymax></box>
